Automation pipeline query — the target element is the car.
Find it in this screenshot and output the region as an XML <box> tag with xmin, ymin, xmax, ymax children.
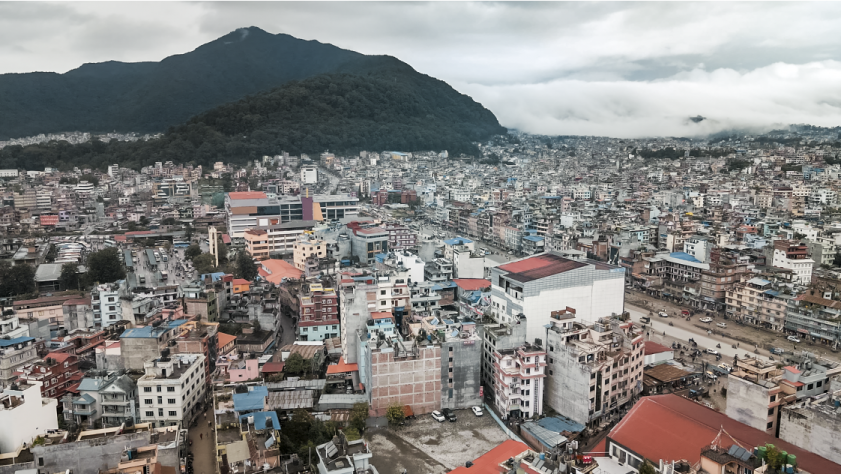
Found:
<box><xmin>706</xmin><ymin>348</ymin><xmax>719</xmax><ymax>355</ymax></box>
<box><xmin>471</xmin><ymin>406</ymin><xmax>484</xmax><ymax>417</ymax></box>
<box><xmin>787</xmin><ymin>335</ymin><xmax>801</xmax><ymax>343</ymax></box>
<box><xmin>442</xmin><ymin>408</ymin><xmax>457</xmax><ymax>422</ymax></box>
<box><xmin>658</xmin><ymin>311</ymin><xmax>669</xmax><ymax>318</ymax></box>
<box><xmin>717</xmin><ymin>322</ymin><xmax>727</xmax><ymax>328</ymax></box>
<box><xmin>431</xmin><ymin>411</ymin><xmax>445</xmax><ymax>422</ymax></box>
<box><xmin>770</xmin><ymin>347</ymin><xmax>785</xmax><ymax>355</ymax></box>
<box><xmin>718</xmin><ymin>363</ymin><xmax>732</xmax><ymax>373</ymax></box>
<box><xmin>700</xmin><ymin>317</ymin><xmax>713</xmax><ymax>323</ymax></box>
<box><xmin>705</xmin><ymin>371</ymin><xmax>718</xmax><ymax>381</ymax></box>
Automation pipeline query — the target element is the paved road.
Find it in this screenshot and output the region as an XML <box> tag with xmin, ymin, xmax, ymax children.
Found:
<box><xmin>187</xmin><ymin>406</ymin><xmax>217</xmax><ymax>474</ymax></box>
<box><xmin>626</xmin><ymin>304</ymin><xmax>773</xmax><ymax>363</ymax></box>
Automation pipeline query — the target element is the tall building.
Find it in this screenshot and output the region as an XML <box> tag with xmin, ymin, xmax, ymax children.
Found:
<box><xmin>0</xmin><ymin>381</ymin><xmax>58</xmax><ymax>454</ymax></box>
<box><xmin>298</xmin><ymin>283</ymin><xmax>339</xmax><ymax>341</ymax></box>
<box><xmin>225</xmin><ymin>191</ymin><xmax>358</xmax><ymax>237</ymax></box>
<box><xmin>491</xmin><ymin>341</ymin><xmax>546</xmax><ymax>419</ymax></box>
<box><xmin>770</xmin><ymin>240</ymin><xmax>814</xmax><ymax>285</ymax></box>
<box><xmin>137</xmin><ymin>352</ymin><xmax>206</xmax><ymax>428</ymax></box>
<box><xmin>490</xmin><ymin>252</ymin><xmax>625</xmax><ymax>343</ymax></box>
<box><xmin>0</xmin><ymin>337</ymin><xmax>39</xmax><ymax>389</ymax></box>
<box><xmin>301</xmin><ymin>165</ymin><xmax>318</xmax><ymax>184</ymax></box>
<box><xmin>62</xmin><ymin>372</ymin><xmax>138</xmax><ymax>428</ymax></box>
<box><xmin>243</xmin><ymin>220</ymin><xmax>317</xmax><ymax>259</ymax></box>
<box><xmin>543</xmin><ymin>309</ymin><xmax>645</xmax><ymax>427</ymax></box>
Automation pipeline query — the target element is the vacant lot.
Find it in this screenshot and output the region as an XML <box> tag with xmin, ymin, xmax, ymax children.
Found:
<box><xmin>367</xmin><ymin>409</ymin><xmax>510</xmax><ymax>473</ymax></box>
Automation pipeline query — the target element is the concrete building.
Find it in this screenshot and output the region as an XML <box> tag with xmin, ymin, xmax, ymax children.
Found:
<box><xmin>119</xmin><ymin>321</ymin><xmax>186</xmax><ymax>371</ymax></box>
<box><xmin>92</xmin><ymin>283</ymin><xmax>124</xmax><ymax>328</ymax></box>
<box><xmin>726</xmin><ymin>277</ymin><xmax>789</xmax><ymax>331</ymax></box>
<box><xmin>770</xmin><ymin>240</ymin><xmax>814</xmax><ymax>285</ymax></box>
<box><xmin>314</xmin><ymin>430</ymin><xmax>377</xmax><ymax>474</ymax></box>
<box><xmin>383</xmin><ymin>222</ymin><xmax>416</xmax><ymax>250</ymax></box>
<box><xmin>339</xmin><ymin>271</ymin><xmax>409</xmax><ymax>364</ymax></box>
<box><xmin>479</xmin><ymin>316</ymin><xmax>529</xmax><ymax>409</ymax></box>
<box><xmin>0</xmin><ymin>381</ymin><xmax>58</xmax><ymax>454</ymax></box>
<box><xmin>62</xmin><ymin>372</ymin><xmax>138</xmax><ymax>428</ymax></box>
<box><xmin>226</xmin><ymin>191</ymin><xmax>357</xmax><ymax>238</ymax></box>
<box><xmin>243</xmin><ymin>220</ymin><xmax>317</xmax><ymax>259</ymax></box>
<box><xmin>778</xmin><ymin>391</ymin><xmax>841</xmax><ymax>466</ymax></box>
<box><xmin>0</xmin><ymin>337</ymin><xmax>38</xmax><ymax>390</ymax></box>
<box><xmin>490</xmin><ymin>252</ymin><xmax>625</xmax><ymax>343</ymax></box>
<box><xmin>414</xmin><ymin>316</ymin><xmax>483</xmax><ymax>410</ymax></box>
<box><xmin>491</xmin><ymin>341</ymin><xmax>546</xmax><ymax>419</ymax></box>
<box><xmin>347</xmin><ymin>223</ymin><xmax>389</xmax><ymax>265</ymax></box>
<box><xmin>299</xmin><ymin>283</ymin><xmax>340</xmax><ymax>341</ymax></box>
<box><xmin>543</xmin><ymin>310</ymin><xmax>645</xmax><ymax>427</ymax></box>
<box><xmin>14</xmin><ymin>352</ymin><xmax>80</xmax><ymax>400</ymax></box>
<box><xmin>137</xmin><ymin>352</ymin><xmax>206</xmax><ymax>428</ymax></box>
<box><xmin>725</xmin><ymin>357</ymin><xmax>786</xmax><ymax>435</ymax></box>
<box><xmin>294</xmin><ymin>236</ymin><xmax>328</xmax><ymax>271</ymax></box>
<box><xmin>301</xmin><ymin>165</ymin><xmax>318</xmax><ymax>184</ymax></box>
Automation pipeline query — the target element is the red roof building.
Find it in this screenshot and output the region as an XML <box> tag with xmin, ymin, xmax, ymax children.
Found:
<box><xmin>39</xmin><ymin>215</ymin><xmax>59</xmax><ymax>226</ymax></box>
<box><xmin>450</xmin><ymin>440</ymin><xmax>530</xmax><ymax>474</ymax></box>
<box><xmin>453</xmin><ymin>279</ymin><xmax>492</xmax><ymax>291</ymax></box>
<box><xmin>14</xmin><ymin>352</ymin><xmax>81</xmax><ymax>399</ymax></box>
<box><xmin>228</xmin><ymin>191</ymin><xmax>267</xmax><ymax>200</ymax></box>
<box><xmin>326</xmin><ymin>356</ymin><xmax>359</xmax><ymax>375</ymax></box>
<box><xmin>605</xmin><ymin>394</ymin><xmax>840</xmax><ymax>473</ymax></box>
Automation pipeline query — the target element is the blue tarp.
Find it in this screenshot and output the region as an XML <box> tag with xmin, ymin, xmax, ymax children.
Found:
<box><xmin>537</xmin><ymin>415</ymin><xmax>586</xmax><ymax>434</ymax></box>
<box><xmin>239</xmin><ymin>410</ymin><xmax>280</xmax><ymax>430</ymax></box>
<box><xmin>669</xmin><ymin>252</ymin><xmax>702</xmax><ymax>264</ymax></box>
<box><xmin>233</xmin><ymin>386</ymin><xmax>269</xmax><ymax>412</ymax></box>
<box><xmin>443</xmin><ymin>237</ymin><xmax>473</xmax><ymax>246</ymax></box>
<box><xmin>0</xmin><ymin>336</ymin><xmax>34</xmax><ymax>347</ymax></box>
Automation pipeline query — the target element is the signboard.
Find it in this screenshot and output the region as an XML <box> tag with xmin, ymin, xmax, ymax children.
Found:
<box><xmin>479</xmin><ymin>386</ymin><xmax>484</xmax><ymax>398</ymax></box>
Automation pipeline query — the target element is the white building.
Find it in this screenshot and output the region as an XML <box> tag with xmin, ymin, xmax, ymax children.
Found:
<box><xmin>683</xmin><ymin>236</ymin><xmax>710</xmax><ymax>263</ymax></box>
<box><xmin>138</xmin><ymin>353</ymin><xmax>206</xmax><ymax>428</ymax></box>
<box><xmin>108</xmin><ymin>164</ymin><xmax>120</xmax><ymax>178</ymax></box>
<box><xmin>771</xmin><ymin>241</ymin><xmax>814</xmax><ymax>285</ymax></box>
<box><xmin>490</xmin><ymin>252</ymin><xmax>625</xmax><ymax>344</ymax></box>
<box><xmin>0</xmin><ymin>169</ymin><xmax>19</xmax><ymax>178</ymax></box>
<box><xmin>491</xmin><ymin>342</ymin><xmax>546</xmax><ymax>419</ymax></box>
<box><xmin>301</xmin><ymin>165</ymin><xmax>318</xmax><ymax>184</ymax></box>
<box><xmin>0</xmin><ymin>381</ymin><xmax>58</xmax><ymax>453</ymax></box>
<box><xmin>92</xmin><ymin>283</ymin><xmax>124</xmax><ymax>328</ymax></box>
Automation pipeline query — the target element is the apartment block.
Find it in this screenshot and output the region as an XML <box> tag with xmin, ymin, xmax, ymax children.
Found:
<box><xmin>137</xmin><ymin>352</ymin><xmax>206</xmax><ymax>428</ymax></box>
<box><xmin>298</xmin><ymin>282</ymin><xmax>340</xmax><ymax>341</ymax></box>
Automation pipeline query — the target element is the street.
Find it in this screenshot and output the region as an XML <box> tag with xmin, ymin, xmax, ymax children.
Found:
<box><xmin>187</xmin><ymin>405</ymin><xmax>216</xmax><ymax>474</ymax></box>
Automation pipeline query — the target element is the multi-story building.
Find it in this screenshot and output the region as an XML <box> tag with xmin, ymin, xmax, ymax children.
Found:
<box><xmin>226</xmin><ymin>191</ymin><xmax>357</xmax><ymax>238</ymax></box>
<box><xmin>490</xmin><ymin>252</ymin><xmax>625</xmax><ymax>343</ymax></box>
<box><xmin>137</xmin><ymin>352</ymin><xmax>206</xmax><ymax>428</ymax></box>
<box><xmin>14</xmin><ymin>352</ymin><xmax>80</xmax><ymax>400</ymax></box>
<box><xmin>543</xmin><ymin>309</ymin><xmax>645</xmax><ymax>427</ymax></box>
<box><xmin>62</xmin><ymin>372</ymin><xmax>138</xmax><ymax>428</ymax></box>
<box><xmin>92</xmin><ymin>283</ymin><xmax>124</xmax><ymax>328</ymax></box>
<box><xmin>298</xmin><ymin>283</ymin><xmax>340</xmax><ymax>341</ymax></box>
<box><xmin>243</xmin><ymin>220</ymin><xmax>317</xmax><ymax>259</ymax></box>
<box><xmin>785</xmin><ymin>293</ymin><xmax>841</xmax><ymax>346</ymax></box>
<box><xmin>383</xmin><ymin>222</ymin><xmax>416</xmax><ymax>250</ymax></box>
<box><xmin>491</xmin><ymin>342</ymin><xmax>546</xmax><ymax>419</ymax></box>
<box><xmin>339</xmin><ymin>270</ymin><xmax>410</xmax><ymax>364</ymax></box>
<box><xmin>293</xmin><ymin>236</ymin><xmax>327</xmax><ymax>270</ymax></box>
<box><xmin>726</xmin><ymin>277</ymin><xmax>789</xmax><ymax>331</ymax></box>
<box><xmin>424</xmin><ymin>258</ymin><xmax>453</xmax><ymax>283</ymax></box>
<box><xmin>0</xmin><ymin>381</ymin><xmax>58</xmax><ymax>454</ymax></box>
<box><xmin>347</xmin><ymin>223</ymin><xmax>389</xmax><ymax>265</ymax></box>
<box><xmin>301</xmin><ymin>165</ymin><xmax>318</xmax><ymax>184</ymax></box>
<box><xmin>770</xmin><ymin>240</ymin><xmax>814</xmax><ymax>285</ymax></box>
<box><xmin>699</xmin><ymin>249</ymin><xmax>749</xmax><ymax>312</ymax></box>
<box><xmin>0</xmin><ymin>337</ymin><xmax>39</xmax><ymax>389</ymax></box>
<box><xmin>725</xmin><ymin>357</ymin><xmax>786</xmax><ymax>436</ymax></box>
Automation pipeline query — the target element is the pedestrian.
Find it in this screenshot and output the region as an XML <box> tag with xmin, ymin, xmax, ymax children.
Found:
<box><xmin>200</xmin><ymin>433</ymin><xmax>203</xmax><ymax>440</ymax></box>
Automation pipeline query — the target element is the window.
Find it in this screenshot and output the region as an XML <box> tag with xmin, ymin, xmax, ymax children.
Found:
<box><xmin>167</xmin><ymin>386</ymin><xmax>175</xmax><ymax>392</ymax></box>
<box><xmin>169</xmin><ymin>411</ymin><xmax>177</xmax><ymax>416</ymax></box>
<box><xmin>770</xmin><ymin>394</ymin><xmax>776</xmax><ymax>402</ymax></box>
<box><xmin>168</xmin><ymin>398</ymin><xmax>176</xmax><ymax>404</ymax></box>
<box><xmin>817</xmin><ymin>380</ymin><xmax>823</xmax><ymax>388</ymax></box>
<box><xmin>156</xmin><ymin>386</ymin><xmax>162</xmax><ymax>392</ymax></box>
<box><xmin>145</xmin><ymin>399</ymin><xmax>153</xmax><ymax>405</ymax></box>
<box><xmin>144</xmin><ymin>387</ymin><xmax>152</xmax><ymax>393</ymax></box>
<box><xmin>766</xmin><ymin>422</ymin><xmax>773</xmax><ymax>429</ymax></box>
<box><xmin>807</xmin><ymin>383</ymin><xmax>814</xmax><ymax>390</ymax></box>
<box><xmin>158</xmin><ymin>408</ymin><xmax>164</xmax><ymax>416</ymax></box>
<box><xmin>768</xmin><ymin>408</ymin><xmax>774</xmax><ymax>416</ymax></box>
<box><xmin>145</xmin><ymin>411</ymin><xmax>154</xmax><ymax>417</ymax></box>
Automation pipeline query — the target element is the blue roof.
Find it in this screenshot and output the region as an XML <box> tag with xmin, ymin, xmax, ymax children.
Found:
<box><xmin>239</xmin><ymin>411</ymin><xmax>280</xmax><ymax>430</ymax></box>
<box><xmin>523</xmin><ymin>235</ymin><xmax>544</xmax><ymax>242</ymax></box>
<box><xmin>669</xmin><ymin>252</ymin><xmax>701</xmax><ymax>264</ymax></box>
<box><xmin>199</xmin><ymin>272</ymin><xmax>226</xmax><ymax>282</ymax></box>
<box><xmin>443</xmin><ymin>237</ymin><xmax>473</xmax><ymax>246</ymax></box>
<box><xmin>233</xmin><ymin>386</ymin><xmax>269</xmax><ymax>412</ymax></box>
<box><xmin>537</xmin><ymin>415</ymin><xmax>586</xmax><ymax>434</ymax></box>
<box><xmin>0</xmin><ymin>337</ymin><xmax>34</xmax><ymax>348</ymax></box>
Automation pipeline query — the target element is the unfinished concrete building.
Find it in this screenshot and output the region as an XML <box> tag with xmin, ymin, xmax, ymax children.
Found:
<box><xmin>544</xmin><ymin>309</ymin><xmax>645</xmax><ymax>427</ymax></box>
<box><xmin>479</xmin><ymin>314</ymin><xmax>529</xmax><ymax>406</ymax></box>
<box><xmin>725</xmin><ymin>357</ymin><xmax>789</xmax><ymax>435</ymax></box>
<box><xmin>779</xmin><ymin>390</ymin><xmax>841</xmax><ymax>466</ymax></box>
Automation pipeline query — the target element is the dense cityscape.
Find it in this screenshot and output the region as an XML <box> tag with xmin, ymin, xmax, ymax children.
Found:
<box><xmin>0</xmin><ymin>125</ymin><xmax>839</xmax><ymax>474</ymax></box>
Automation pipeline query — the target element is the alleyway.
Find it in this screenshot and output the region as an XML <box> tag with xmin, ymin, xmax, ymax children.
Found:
<box><xmin>187</xmin><ymin>406</ymin><xmax>217</xmax><ymax>474</ymax></box>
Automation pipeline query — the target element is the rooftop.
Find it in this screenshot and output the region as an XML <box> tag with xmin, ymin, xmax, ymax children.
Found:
<box><xmin>497</xmin><ymin>252</ymin><xmax>589</xmax><ymax>283</ymax></box>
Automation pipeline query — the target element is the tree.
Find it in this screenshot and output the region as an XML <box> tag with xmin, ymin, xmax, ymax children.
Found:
<box><xmin>638</xmin><ymin>461</ymin><xmax>656</xmax><ymax>474</ymax></box>
<box><xmin>235</xmin><ymin>251</ymin><xmax>258</xmax><ymax>281</ymax></box>
<box><xmin>217</xmin><ymin>237</ymin><xmax>229</xmax><ymax>263</ymax></box>
<box><xmin>86</xmin><ymin>247</ymin><xmax>126</xmax><ymax>284</ymax></box>
<box><xmin>765</xmin><ymin>444</ymin><xmax>784</xmax><ymax>471</ymax></box>
<box><xmin>0</xmin><ymin>262</ymin><xmax>36</xmax><ymax>297</ymax></box>
<box><xmin>183</xmin><ymin>223</ymin><xmax>194</xmax><ymax>240</ymax></box>
<box><xmin>59</xmin><ymin>262</ymin><xmax>80</xmax><ymax>291</ymax></box>
<box><xmin>185</xmin><ymin>244</ymin><xmax>202</xmax><ymax>260</ymax></box>
<box><xmin>386</xmin><ymin>402</ymin><xmax>405</xmax><ymax>426</ymax></box>
<box><xmin>284</xmin><ymin>353</ymin><xmax>309</xmax><ymax>375</ymax></box>
<box><xmin>192</xmin><ymin>253</ymin><xmax>217</xmax><ymax>275</ymax></box>
<box><xmin>349</xmin><ymin>403</ymin><xmax>369</xmax><ymax>434</ymax></box>
<box><xmin>161</xmin><ymin>217</ymin><xmax>177</xmax><ymax>226</ymax></box>
<box><xmin>45</xmin><ymin>244</ymin><xmax>57</xmax><ymax>263</ymax></box>
<box><xmin>344</xmin><ymin>427</ymin><xmax>361</xmax><ymax>441</ymax></box>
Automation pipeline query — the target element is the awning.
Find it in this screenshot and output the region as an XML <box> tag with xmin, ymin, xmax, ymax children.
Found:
<box><xmin>797</xmin><ymin>328</ymin><xmax>809</xmax><ymax>334</ymax></box>
<box><xmin>662</xmin><ymin>293</ymin><xmax>671</xmax><ymax>296</ymax></box>
<box><xmin>810</xmin><ymin>332</ymin><xmax>823</xmax><ymax>338</ymax></box>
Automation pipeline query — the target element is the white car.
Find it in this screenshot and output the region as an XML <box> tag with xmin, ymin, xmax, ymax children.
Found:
<box><xmin>471</xmin><ymin>406</ymin><xmax>484</xmax><ymax>417</ymax></box>
<box><xmin>431</xmin><ymin>411</ymin><xmax>445</xmax><ymax>422</ymax></box>
<box><xmin>706</xmin><ymin>348</ymin><xmax>719</xmax><ymax>355</ymax></box>
<box><xmin>718</xmin><ymin>363</ymin><xmax>732</xmax><ymax>373</ymax></box>
<box><xmin>787</xmin><ymin>335</ymin><xmax>801</xmax><ymax>343</ymax></box>
<box><xmin>716</xmin><ymin>322</ymin><xmax>727</xmax><ymax>328</ymax></box>
<box><xmin>700</xmin><ymin>317</ymin><xmax>713</xmax><ymax>323</ymax></box>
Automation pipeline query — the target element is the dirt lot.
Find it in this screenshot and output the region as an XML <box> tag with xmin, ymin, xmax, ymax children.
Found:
<box><xmin>366</xmin><ymin>409</ymin><xmax>509</xmax><ymax>473</ymax></box>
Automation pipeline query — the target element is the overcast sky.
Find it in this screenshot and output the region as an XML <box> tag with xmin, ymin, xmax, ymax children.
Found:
<box><xmin>3</xmin><ymin>2</ymin><xmax>841</xmax><ymax>138</ymax></box>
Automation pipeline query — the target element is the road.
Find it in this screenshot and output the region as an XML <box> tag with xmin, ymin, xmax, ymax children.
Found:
<box><xmin>132</xmin><ymin>246</ymin><xmax>196</xmax><ymax>287</ymax></box>
<box><xmin>187</xmin><ymin>405</ymin><xmax>217</xmax><ymax>474</ymax></box>
<box><xmin>626</xmin><ymin>304</ymin><xmax>773</xmax><ymax>363</ymax></box>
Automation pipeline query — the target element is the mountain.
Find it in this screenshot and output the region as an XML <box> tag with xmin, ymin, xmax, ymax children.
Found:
<box><xmin>0</xmin><ymin>27</ymin><xmax>406</xmax><ymax>139</ymax></box>
<box><xmin>0</xmin><ymin>60</ymin><xmax>506</xmax><ymax>170</ymax></box>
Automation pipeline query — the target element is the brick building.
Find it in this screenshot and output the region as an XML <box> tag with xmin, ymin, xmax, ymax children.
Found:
<box><xmin>298</xmin><ymin>283</ymin><xmax>340</xmax><ymax>341</ymax></box>
<box><xmin>14</xmin><ymin>352</ymin><xmax>81</xmax><ymax>399</ymax></box>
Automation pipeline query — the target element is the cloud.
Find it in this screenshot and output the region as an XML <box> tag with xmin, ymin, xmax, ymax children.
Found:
<box><xmin>458</xmin><ymin>61</ymin><xmax>841</xmax><ymax>137</ymax></box>
<box><xmin>3</xmin><ymin>2</ymin><xmax>841</xmax><ymax>137</ymax></box>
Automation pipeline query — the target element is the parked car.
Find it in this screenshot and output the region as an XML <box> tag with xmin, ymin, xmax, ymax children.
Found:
<box><xmin>706</xmin><ymin>348</ymin><xmax>719</xmax><ymax>355</ymax></box>
<box><xmin>658</xmin><ymin>311</ymin><xmax>669</xmax><ymax>318</ymax></box>
<box><xmin>770</xmin><ymin>347</ymin><xmax>785</xmax><ymax>355</ymax></box>
<box><xmin>431</xmin><ymin>411</ymin><xmax>445</xmax><ymax>422</ymax></box>
<box><xmin>700</xmin><ymin>317</ymin><xmax>713</xmax><ymax>323</ymax></box>
<box><xmin>787</xmin><ymin>335</ymin><xmax>801</xmax><ymax>343</ymax></box>
<box><xmin>705</xmin><ymin>371</ymin><xmax>718</xmax><ymax>381</ymax></box>
<box><xmin>442</xmin><ymin>408</ymin><xmax>457</xmax><ymax>422</ymax></box>
<box><xmin>718</xmin><ymin>363</ymin><xmax>732</xmax><ymax>373</ymax></box>
<box><xmin>717</xmin><ymin>322</ymin><xmax>727</xmax><ymax>328</ymax></box>
<box><xmin>640</xmin><ymin>316</ymin><xmax>651</xmax><ymax>324</ymax></box>
<box><xmin>471</xmin><ymin>406</ymin><xmax>484</xmax><ymax>417</ymax></box>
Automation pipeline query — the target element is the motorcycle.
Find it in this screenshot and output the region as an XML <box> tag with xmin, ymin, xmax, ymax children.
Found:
<box><xmin>716</xmin><ymin>343</ymin><xmax>721</xmax><ymax>348</ymax></box>
<box><xmin>669</xmin><ymin>322</ymin><xmax>674</xmax><ymax>326</ymax></box>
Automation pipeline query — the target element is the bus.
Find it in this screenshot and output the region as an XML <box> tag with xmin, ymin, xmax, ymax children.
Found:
<box><xmin>160</xmin><ymin>270</ymin><xmax>168</xmax><ymax>281</ymax></box>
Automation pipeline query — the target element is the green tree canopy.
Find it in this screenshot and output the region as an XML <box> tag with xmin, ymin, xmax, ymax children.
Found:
<box><xmin>59</xmin><ymin>262</ymin><xmax>80</xmax><ymax>291</ymax></box>
<box><xmin>284</xmin><ymin>353</ymin><xmax>311</xmax><ymax>375</ymax></box>
<box><xmin>0</xmin><ymin>262</ymin><xmax>36</xmax><ymax>297</ymax></box>
<box><xmin>185</xmin><ymin>244</ymin><xmax>202</xmax><ymax>260</ymax></box>
<box><xmin>235</xmin><ymin>251</ymin><xmax>257</xmax><ymax>281</ymax></box>
<box><xmin>86</xmin><ymin>247</ymin><xmax>126</xmax><ymax>284</ymax></box>
<box><xmin>638</xmin><ymin>461</ymin><xmax>656</xmax><ymax>474</ymax></box>
<box><xmin>386</xmin><ymin>402</ymin><xmax>405</xmax><ymax>426</ymax></box>
<box><xmin>192</xmin><ymin>253</ymin><xmax>217</xmax><ymax>275</ymax></box>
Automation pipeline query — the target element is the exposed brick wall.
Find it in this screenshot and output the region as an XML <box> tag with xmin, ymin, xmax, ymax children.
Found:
<box><xmin>370</xmin><ymin>346</ymin><xmax>441</xmax><ymax>416</ymax></box>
